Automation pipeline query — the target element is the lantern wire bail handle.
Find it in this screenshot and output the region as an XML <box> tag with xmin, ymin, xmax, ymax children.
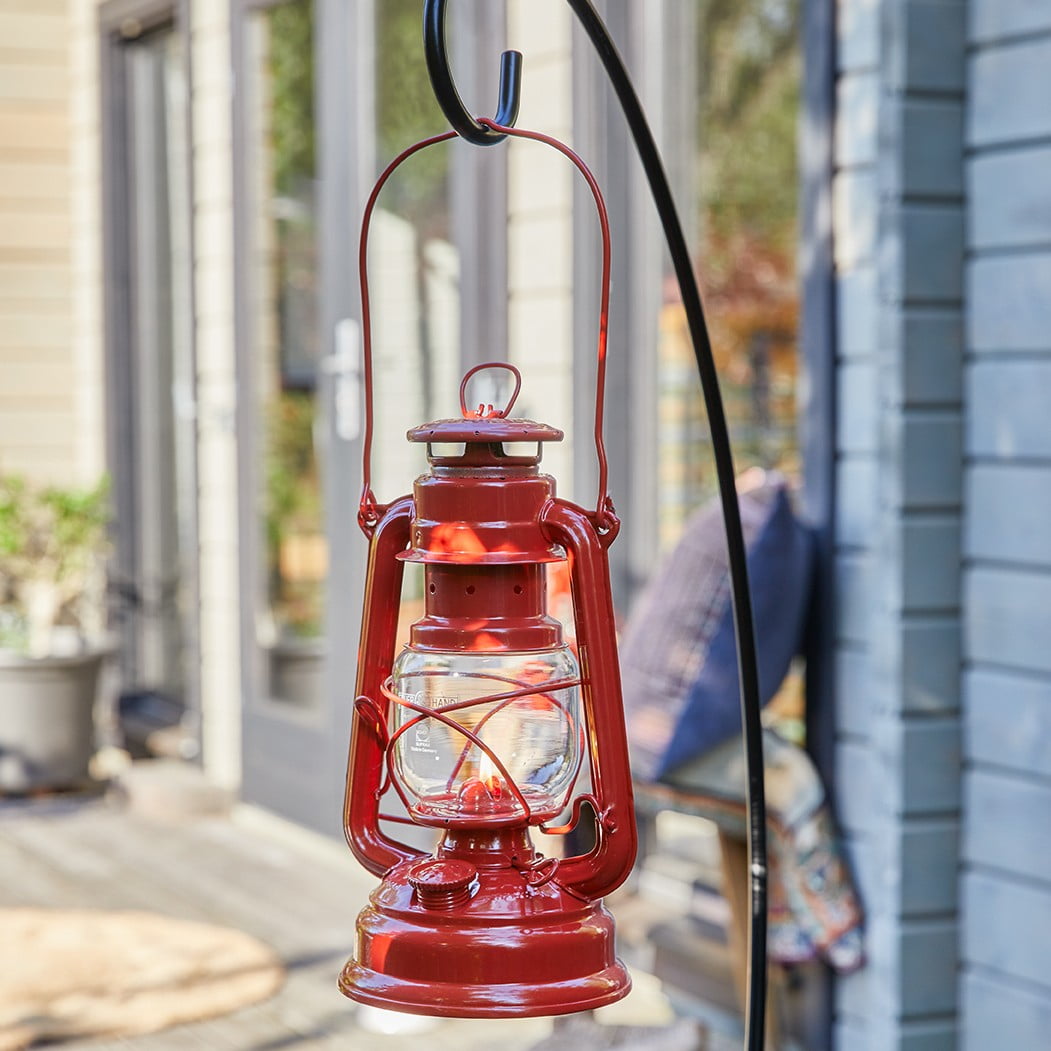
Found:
<box><xmin>423</xmin><ymin>0</ymin><xmax>522</xmax><ymax>145</ymax></box>
<box><xmin>357</xmin><ymin>123</ymin><xmax>614</xmax><ymax>534</ymax></box>
<box><xmin>423</xmin><ymin>4</ymin><xmax>769</xmax><ymax>1049</ymax></box>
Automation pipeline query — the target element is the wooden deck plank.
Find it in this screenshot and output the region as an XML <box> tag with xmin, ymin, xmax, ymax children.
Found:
<box><xmin>3</xmin><ymin>804</ymin><xmax>359</xmax><ymax>951</ymax></box>
<box><xmin>0</xmin><ymin>797</ymin><xmax>557</xmax><ymax>1050</ymax></box>
<box><xmin>0</xmin><ymin>790</ymin><xmax>727</xmax><ymax>1049</ymax></box>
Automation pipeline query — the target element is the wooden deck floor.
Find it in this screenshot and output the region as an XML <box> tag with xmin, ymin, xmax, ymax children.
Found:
<box><xmin>0</xmin><ymin>789</ymin><xmax>720</xmax><ymax>1051</ymax></box>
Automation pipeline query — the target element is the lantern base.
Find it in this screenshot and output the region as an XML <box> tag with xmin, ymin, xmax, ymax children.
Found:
<box><xmin>340</xmin><ymin>854</ymin><xmax>631</xmax><ymax>1019</ymax></box>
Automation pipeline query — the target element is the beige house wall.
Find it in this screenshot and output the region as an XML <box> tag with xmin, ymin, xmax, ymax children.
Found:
<box><xmin>66</xmin><ymin>0</ymin><xmax>243</xmax><ymax>786</ymax></box>
<box><xmin>189</xmin><ymin>0</ymin><xmax>240</xmax><ymax>788</ymax></box>
<box><xmin>69</xmin><ymin>0</ymin><xmax>106</xmax><ymax>486</ymax></box>
<box><xmin>0</xmin><ymin>1</ymin><xmax>77</xmax><ymax>484</ymax></box>
<box><xmin>506</xmin><ymin>2</ymin><xmax>575</xmax><ymax>500</ymax></box>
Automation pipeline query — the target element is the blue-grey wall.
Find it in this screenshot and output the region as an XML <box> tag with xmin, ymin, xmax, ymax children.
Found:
<box><xmin>960</xmin><ymin>1</ymin><xmax>1051</xmax><ymax>1047</ymax></box>
<box><xmin>830</xmin><ymin>0</ymin><xmax>1051</xmax><ymax>1048</ymax></box>
<box><xmin>832</xmin><ymin>1</ymin><xmax>965</xmax><ymax>1047</ymax></box>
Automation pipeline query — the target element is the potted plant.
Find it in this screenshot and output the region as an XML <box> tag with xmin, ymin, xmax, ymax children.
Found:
<box><xmin>0</xmin><ymin>475</ymin><xmax>111</xmax><ymax>792</ymax></box>
<box><xmin>263</xmin><ymin>392</ymin><xmax>326</xmax><ymax>707</ymax></box>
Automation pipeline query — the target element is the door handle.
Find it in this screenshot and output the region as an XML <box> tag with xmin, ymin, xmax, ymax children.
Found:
<box><xmin>322</xmin><ymin>318</ymin><xmax>362</xmax><ymax>441</ymax></box>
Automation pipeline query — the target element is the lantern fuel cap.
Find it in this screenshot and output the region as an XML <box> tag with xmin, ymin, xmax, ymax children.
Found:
<box><xmin>406</xmin><ymin>859</ymin><xmax>477</xmax><ymax>910</ymax></box>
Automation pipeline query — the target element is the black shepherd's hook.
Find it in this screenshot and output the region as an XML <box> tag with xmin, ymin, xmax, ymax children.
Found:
<box><xmin>423</xmin><ymin>0</ymin><xmax>522</xmax><ymax>145</ymax></box>
<box><xmin>422</xmin><ymin>4</ymin><xmax>769</xmax><ymax>1051</ymax></box>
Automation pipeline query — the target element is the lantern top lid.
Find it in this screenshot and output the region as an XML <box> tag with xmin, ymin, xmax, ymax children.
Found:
<box><xmin>407</xmin><ymin>362</ymin><xmax>563</xmax><ymax>449</ymax></box>
<box><xmin>407</xmin><ymin>416</ymin><xmax>563</xmax><ymax>445</ymax></box>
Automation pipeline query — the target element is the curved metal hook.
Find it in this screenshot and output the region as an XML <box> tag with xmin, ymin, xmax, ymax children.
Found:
<box><xmin>423</xmin><ymin>0</ymin><xmax>522</xmax><ymax>145</ymax></box>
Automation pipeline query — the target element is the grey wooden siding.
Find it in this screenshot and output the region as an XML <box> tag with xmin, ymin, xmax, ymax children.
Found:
<box><xmin>961</xmin><ymin>2</ymin><xmax>1051</xmax><ymax>1046</ymax></box>
<box><xmin>831</xmin><ymin>1</ymin><xmax>965</xmax><ymax>1047</ymax></box>
<box><xmin>831</xmin><ymin>0</ymin><xmax>881</xmax><ymax>1036</ymax></box>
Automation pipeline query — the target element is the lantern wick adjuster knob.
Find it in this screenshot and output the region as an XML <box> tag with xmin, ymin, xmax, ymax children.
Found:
<box><xmin>406</xmin><ymin>858</ymin><xmax>478</xmax><ymax>910</ymax></box>
<box><xmin>459</xmin><ymin>362</ymin><xmax>523</xmax><ymax>420</ymax></box>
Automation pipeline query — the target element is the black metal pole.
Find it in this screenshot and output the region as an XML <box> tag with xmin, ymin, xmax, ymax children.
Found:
<box><xmin>421</xmin><ymin>5</ymin><xmax>769</xmax><ymax>1048</ymax></box>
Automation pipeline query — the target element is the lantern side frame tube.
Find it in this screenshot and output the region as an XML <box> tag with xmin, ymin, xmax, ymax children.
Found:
<box><xmin>540</xmin><ymin>498</ymin><xmax>637</xmax><ymax>902</ymax></box>
<box><xmin>344</xmin><ymin>497</ymin><xmax>425</xmax><ymax>876</ymax></box>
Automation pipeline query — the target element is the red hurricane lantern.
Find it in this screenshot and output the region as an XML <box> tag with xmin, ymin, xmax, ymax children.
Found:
<box><xmin>340</xmin><ymin>125</ymin><xmax>637</xmax><ymax>1018</ymax></box>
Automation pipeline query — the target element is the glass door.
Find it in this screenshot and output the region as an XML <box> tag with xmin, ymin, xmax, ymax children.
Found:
<box><xmin>244</xmin><ymin>0</ymin><xmax>326</xmax><ymax>711</ymax></box>
<box><xmin>236</xmin><ymin>0</ymin><xmax>508</xmax><ymax>834</ymax></box>
<box><xmin>655</xmin><ymin>1</ymin><xmax>802</xmax><ymax>552</ymax></box>
<box><xmin>237</xmin><ymin>0</ymin><xmax>338</xmax><ymax>830</ymax></box>
<box><xmin>104</xmin><ymin>15</ymin><xmax>199</xmax><ymax>757</ymax></box>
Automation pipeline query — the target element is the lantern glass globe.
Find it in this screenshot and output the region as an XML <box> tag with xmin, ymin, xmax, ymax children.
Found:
<box><xmin>390</xmin><ymin>645</ymin><xmax>583</xmax><ymax>825</ymax></box>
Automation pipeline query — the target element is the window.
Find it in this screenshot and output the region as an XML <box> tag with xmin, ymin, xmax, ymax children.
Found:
<box><xmin>243</xmin><ymin>0</ymin><xmax>325</xmax><ymax>704</ymax></box>
<box><xmin>657</xmin><ymin>0</ymin><xmax>802</xmax><ymax>552</ymax></box>
<box><xmin>101</xmin><ymin>12</ymin><xmax>199</xmax><ymax>740</ymax></box>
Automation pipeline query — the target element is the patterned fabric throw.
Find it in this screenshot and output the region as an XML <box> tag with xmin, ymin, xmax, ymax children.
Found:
<box><xmin>666</xmin><ymin>728</ymin><xmax>865</xmax><ymax>973</ymax></box>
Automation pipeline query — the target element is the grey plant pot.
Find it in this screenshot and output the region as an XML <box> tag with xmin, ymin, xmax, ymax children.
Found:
<box><xmin>268</xmin><ymin>637</ymin><xmax>326</xmax><ymax>709</ymax></box>
<box><xmin>0</xmin><ymin>649</ymin><xmax>107</xmax><ymax>793</ymax></box>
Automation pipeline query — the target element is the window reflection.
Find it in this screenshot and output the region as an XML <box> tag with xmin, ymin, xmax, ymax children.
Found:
<box><xmin>247</xmin><ymin>0</ymin><xmax>324</xmax><ymax>705</ymax></box>
<box><xmin>658</xmin><ymin>0</ymin><xmax>801</xmax><ymax>552</ymax></box>
<box><xmin>370</xmin><ymin>0</ymin><xmax>457</xmax><ymax>494</ymax></box>
<box><xmin>372</xmin><ymin>0</ymin><xmax>460</xmax><ymax>637</ymax></box>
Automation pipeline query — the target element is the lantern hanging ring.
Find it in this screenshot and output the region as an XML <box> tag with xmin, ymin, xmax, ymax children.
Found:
<box><xmin>459</xmin><ymin>362</ymin><xmax>522</xmax><ymax>419</ymax></box>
